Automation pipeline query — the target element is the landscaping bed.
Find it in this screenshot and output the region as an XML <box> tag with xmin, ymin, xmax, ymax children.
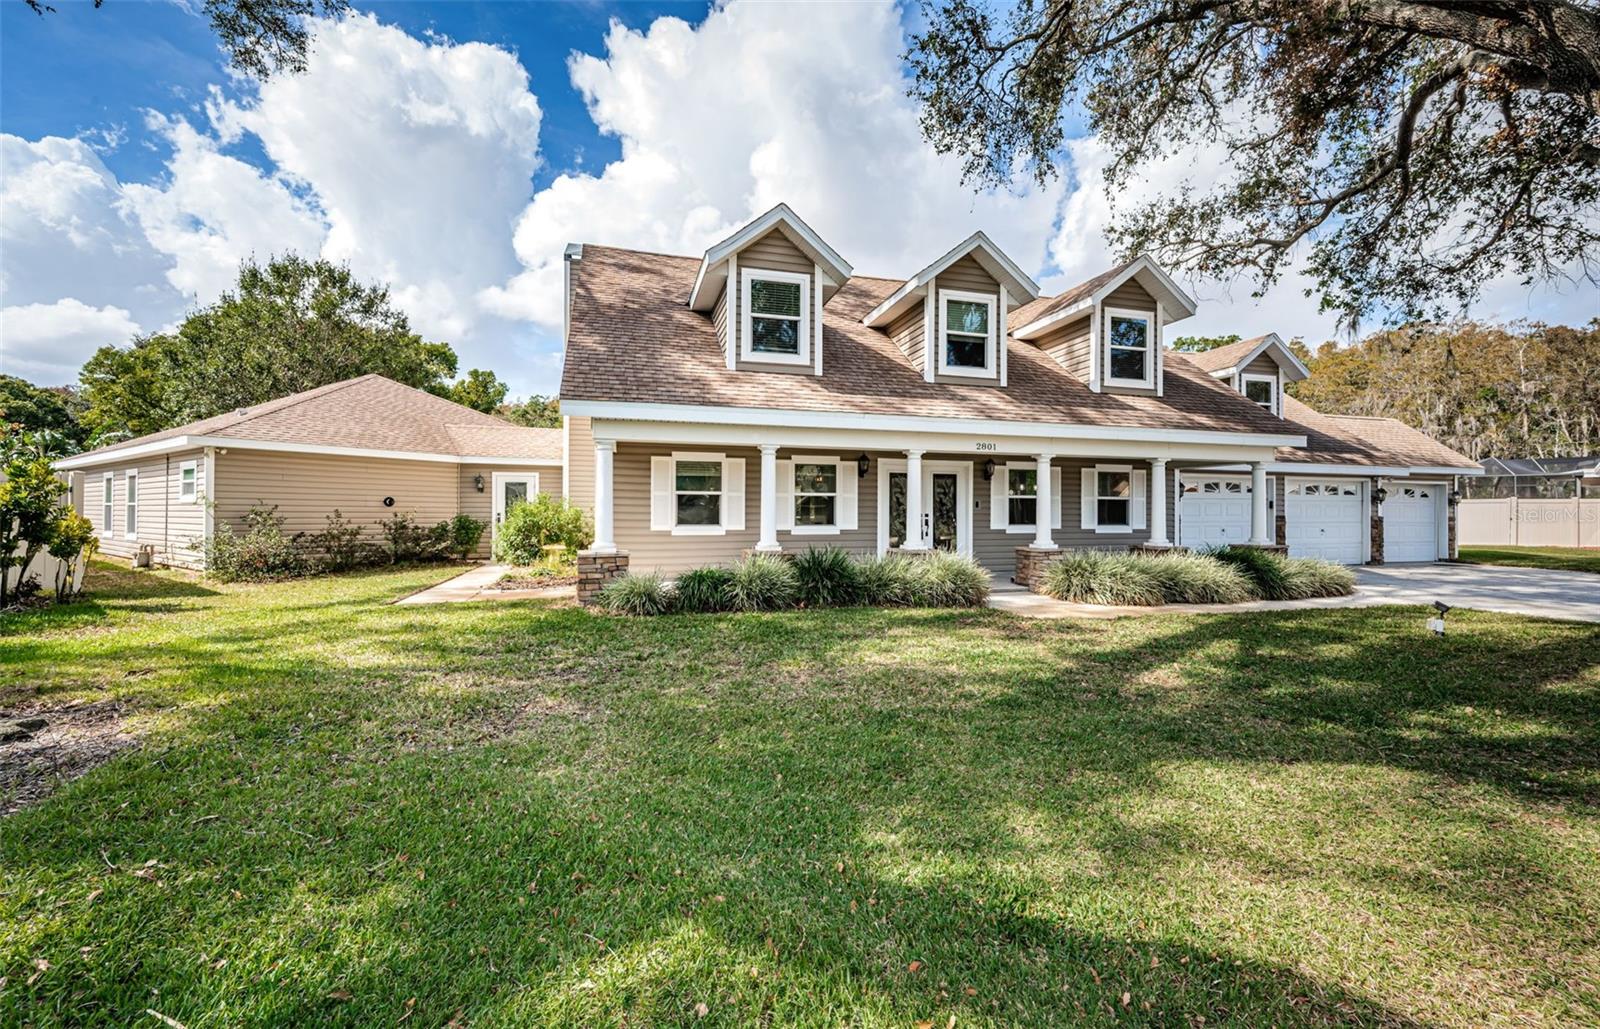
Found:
<box><xmin>3</xmin><ymin>562</ymin><xmax>1598</xmax><ymax>1027</ymax></box>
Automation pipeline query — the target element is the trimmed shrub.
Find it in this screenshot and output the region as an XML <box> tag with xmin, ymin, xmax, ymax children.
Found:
<box><xmin>1280</xmin><ymin>557</ymin><xmax>1357</xmax><ymax>599</ymax></box>
<box><xmin>598</xmin><ymin>571</ymin><xmax>675</xmax><ymax>616</ymax></box>
<box><xmin>306</xmin><ymin>510</ymin><xmax>379</xmax><ymax>572</ymax></box>
<box><xmin>1142</xmin><ymin>550</ymin><xmax>1256</xmax><ymax>605</ymax></box>
<box><xmin>1209</xmin><ymin>545</ymin><xmax>1291</xmax><ymax>600</ymax></box>
<box><xmin>910</xmin><ymin>552</ymin><xmax>990</xmax><ymax>607</ymax></box>
<box><xmin>379</xmin><ymin>513</ymin><xmax>451</xmax><ymax>564</ymax></box>
<box><xmin>792</xmin><ymin>547</ymin><xmax>864</xmax><ymax>608</ymax></box>
<box><xmin>203</xmin><ymin>505</ymin><xmax>308</xmax><ymax>582</ymax></box>
<box><xmin>674</xmin><ymin>566</ymin><xmax>734</xmax><ymax>613</ymax></box>
<box><xmin>725</xmin><ymin>553</ymin><xmax>799</xmax><ymax>612</ymax></box>
<box><xmin>857</xmin><ymin>555</ymin><xmax>919</xmax><ymax>607</ymax></box>
<box><xmin>492</xmin><ymin>494</ymin><xmax>592</xmax><ymax>564</ymax></box>
<box><xmin>1039</xmin><ymin>550</ymin><xmax>1165</xmax><ymax>606</ymax></box>
<box><xmin>449</xmin><ymin>514</ymin><xmax>487</xmax><ymax>560</ymax></box>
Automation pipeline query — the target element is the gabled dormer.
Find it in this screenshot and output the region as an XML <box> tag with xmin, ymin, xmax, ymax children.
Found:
<box><xmin>860</xmin><ymin>232</ymin><xmax>1040</xmax><ymax>388</ymax></box>
<box><xmin>1010</xmin><ymin>256</ymin><xmax>1196</xmax><ymax>398</ymax></box>
<box><xmin>687</xmin><ymin>204</ymin><xmax>852</xmax><ymax>376</ymax></box>
<box><xmin>1182</xmin><ymin>332</ymin><xmax>1310</xmax><ymax>417</ymax></box>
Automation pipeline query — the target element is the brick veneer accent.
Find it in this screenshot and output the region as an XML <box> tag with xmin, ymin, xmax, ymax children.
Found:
<box><xmin>577</xmin><ymin>549</ymin><xmax>629</xmax><ymax>606</ymax></box>
<box><xmin>1275</xmin><ymin>511</ymin><xmax>1287</xmax><ymax>547</ymax></box>
<box><xmin>1368</xmin><ymin>479</ymin><xmax>1385</xmax><ymax>564</ymax></box>
<box><xmin>1013</xmin><ymin>546</ymin><xmax>1061</xmax><ymax>589</ymax></box>
<box><xmin>1447</xmin><ymin>489</ymin><xmax>1459</xmax><ymax>559</ymax></box>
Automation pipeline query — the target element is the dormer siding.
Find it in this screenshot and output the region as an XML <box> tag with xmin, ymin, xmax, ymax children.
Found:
<box><xmin>888</xmin><ymin>304</ymin><xmax>925</xmax><ymax>371</ymax></box>
<box><xmin>928</xmin><ymin>255</ymin><xmax>1003</xmax><ymax>388</ymax></box>
<box><xmin>731</xmin><ymin>228</ymin><xmax>817</xmax><ymax>376</ymax></box>
<box><xmin>1037</xmin><ymin>313</ymin><xmax>1093</xmax><ymax>381</ymax></box>
<box><xmin>1097</xmin><ymin>279</ymin><xmax>1160</xmax><ymax>397</ymax></box>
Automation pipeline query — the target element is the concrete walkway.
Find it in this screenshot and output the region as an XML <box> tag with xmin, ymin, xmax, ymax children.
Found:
<box><xmin>988</xmin><ymin>563</ymin><xmax>1600</xmax><ymax>623</ymax></box>
<box><xmin>396</xmin><ymin>564</ymin><xmax>574</xmax><ymax>605</ymax></box>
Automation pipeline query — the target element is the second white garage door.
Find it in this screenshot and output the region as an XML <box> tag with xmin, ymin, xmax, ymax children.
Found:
<box><xmin>1179</xmin><ymin>475</ymin><xmax>1252</xmax><ymax>549</ymax></box>
<box><xmin>1383</xmin><ymin>484</ymin><xmax>1441</xmax><ymax>562</ymax></box>
<box><xmin>1285</xmin><ymin>479</ymin><xmax>1364</xmax><ymax>563</ymax></box>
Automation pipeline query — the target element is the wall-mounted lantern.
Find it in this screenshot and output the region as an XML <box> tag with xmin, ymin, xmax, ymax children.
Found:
<box><xmin>474</xmin><ymin>474</ymin><xmax>485</xmax><ymax>493</ymax></box>
<box><xmin>1373</xmin><ymin>486</ymin><xmax>1388</xmax><ymax>504</ymax></box>
<box><xmin>981</xmin><ymin>458</ymin><xmax>996</xmax><ymax>481</ymax></box>
<box><xmin>1447</xmin><ymin>489</ymin><xmax>1461</xmax><ymax>506</ymax></box>
<box><xmin>856</xmin><ymin>453</ymin><xmax>870</xmax><ymax>479</ymax></box>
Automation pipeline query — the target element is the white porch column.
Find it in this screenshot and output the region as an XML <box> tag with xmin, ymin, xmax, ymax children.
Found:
<box><xmin>756</xmin><ymin>443</ymin><xmax>781</xmax><ymax>552</ymax></box>
<box><xmin>1148</xmin><ymin>458</ymin><xmax>1171</xmax><ymax>546</ymax></box>
<box><xmin>1249</xmin><ymin>461</ymin><xmax>1271</xmax><ymax>545</ymax></box>
<box><xmin>1032</xmin><ymin>454</ymin><xmax>1057</xmax><ymax>550</ymax></box>
<box><xmin>592</xmin><ymin>439</ymin><xmax>617</xmax><ymax>554</ymax></box>
<box><xmin>903</xmin><ymin>449</ymin><xmax>927</xmax><ymax>549</ymax></box>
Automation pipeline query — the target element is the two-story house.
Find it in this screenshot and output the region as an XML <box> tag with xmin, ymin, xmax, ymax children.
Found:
<box><xmin>558</xmin><ymin>205</ymin><xmax>1479</xmax><ymax>599</ymax></box>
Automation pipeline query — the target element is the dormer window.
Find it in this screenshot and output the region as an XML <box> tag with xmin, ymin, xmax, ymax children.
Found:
<box><xmin>741</xmin><ymin>267</ymin><xmax>810</xmax><ymax>365</ymax></box>
<box><xmin>1105</xmin><ymin>307</ymin><xmax>1154</xmax><ymax>387</ymax></box>
<box><xmin>1241</xmin><ymin>373</ymin><xmax>1278</xmax><ymax>414</ymax></box>
<box><xmin>938</xmin><ymin>290</ymin><xmax>996</xmax><ymax>377</ymax></box>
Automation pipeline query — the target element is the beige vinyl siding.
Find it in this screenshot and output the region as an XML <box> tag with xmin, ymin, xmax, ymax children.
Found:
<box><xmin>887</xmin><ymin>304</ymin><xmax>925</xmax><ymax>373</ymax></box>
<box><xmin>1036</xmin><ymin>313</ymin><xmax>1092</xmax><ymax>381</ymax></box>
<box><xmin>613</xmin><ymin>444</ymin><xmax>878</xmax><ymax>574</ymax></box>
<box><xmin>733</xmin><ymin>229</ymin><xmax>816</xmax><ymax>375</ymax></box>
<box><xmin>930</xmin><ymin>256</ymin><xmax>1003</xmax><ymax>387</ymax></box>
<box><xmin>1099</xmin><ymin>280</ymin><xmax>1159</xmax><ymax>396</ymax></box>
<box><xmin>1241</xmin><ymin>352</ymin><xmax>1279</xmax><ymax>377</ymax></box>
<box><xmin>565</xmin><ymin>416</ymin><xmax>595</xmax><ymax>518</ymax></box>
<box><xmin>712</xmin><ymin>285</ymin><xmax>729</xmax><ymax>358</ymax></box>
<box><xmin>457</xmin><ymin>462</ymin><xmax>563</xmax><ymax>559</ymax></box>
<box><xmin>214</xmin><ymin>450</ymin><xmax>458</xmax><ymax>541</ymax></box>
<box><xmin>80</xmin><ymin>449</ymin><xmax>208</xmax><ymax>568</ymax></box>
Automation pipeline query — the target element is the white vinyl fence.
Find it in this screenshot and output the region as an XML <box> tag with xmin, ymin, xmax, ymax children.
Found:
<box><xmin>1457</xmin><ymin>498</ymin><xmax>1600</xmax><ymax>549</ymax></box>
<box><xmin>4</xmin><ymin>545</ymin><xmax>84</xmax><ymax>597</ymax></box>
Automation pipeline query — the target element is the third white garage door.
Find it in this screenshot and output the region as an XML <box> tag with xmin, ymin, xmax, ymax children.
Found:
<box><xmin>1285</xmin><ymin>479</ymin><xmax>1364</xmax><ymax>563</ymax></box>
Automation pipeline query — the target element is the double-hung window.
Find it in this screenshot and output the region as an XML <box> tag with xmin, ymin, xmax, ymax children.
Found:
<box><xmin>1096</xmin><ymin>469</ymin><xmax>1131</xmax><ymax>530</ymax></box>
<box><xmin>939</xmin><ymin>290</ymin><xmax>996</xmax><ymax>377</ymax></box>
<box><xmin>741</xmin><ymin>267</ymin><xmax>810</xmax><ymax>365</ymax></box>
<box><xmin>793</xmin><ymin>461</ymin><xmax>837</xmax><ymax>528</ymax></box>
<box><xmin>1104</xmin><ymin>307</ymin><xmax>1154</xmax><ymax>387</ymax></box>
<box><xmin>124</xmin><ymin>469</ymin><xmax>139</xmax><ymax>539</ymax></box>
<box><xmin>1241</xmin><ymin>373</ymin><xmax>1277</xmax><ymax>414</ymax></box>
<box><xmin>674</xmin><ymin>460</ymin><xmax>723</xmax><ymax>527</ymax></box>
<box><xmin>102</xmin><ymin>472</ymin><xmax>115</xmax><ymax>532</ymax></box>
<box><xmin>178</xmin><ymin>460</ymin><xmax>198</xmax><ymax>502</ymax></box>
<box><xmin>1006</xmin><ymin>468</ymin><xmax>1037</xmax><ymax>527</ymax></box>
<box><xmin>651</xmin><ymin>451</ymin><xmax>746</xmax><ymax>535</ymax></box>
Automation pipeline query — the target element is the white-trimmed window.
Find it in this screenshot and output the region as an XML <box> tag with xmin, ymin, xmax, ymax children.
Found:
<box><xmin>1079</xmin><ymin>463</ymin><xmax>1148</xmax><ymax>534</ymax></box>
<box><xmin>793</xmin><ymin>461</ymin><xmax>837</xmax><ymax>529</ymax></box>
<box><xmin>1241</xmin><ymin>373</ymin><xmax>1278</xmax><ymax>414</ymax></box>
<box><xmin>124</xmin><ymin>469</ymin><xmax>139</xmax><ymax>539</ymax></box>
<box><xmin>178</xmin><ymin>459</ymin><xmax>198</xmax><ymax>502</ymax></box>
<box><xmin>988</xmin><ymin>462</ymin><xmax>1062</xmax><ymax>533</ymax></box>
<box><xmin>101</xmin><ymin>472</ymin><xmax>114</xmax><ymax>532</ymax></box>
<box><xmin>741</xmin><ymin>267</ymin><xmax>810</xmax><ymax>365</ymax></box>
<box><xmin>938</xmin><ymin>289</ymin><xmax>996</xmax><ymax>377</ymax></box>
<box><xmin>650</xmin><ymin>452</ymin><xmax>746</xmax><ymax>535</ymax></box>
<box><xmin>1006</xmin><ymin>467</ymin><xmax>1036</xmax><ymax>527</ymax></box>
<box><xmin>778</xmin><ymin>455</ymin><xmax>859</xmax><ymax>535</ymax></box>
<box><xmin>1104</xmin><ymin>307</ymin><xmax>1154</xmax><ymax>387</ymax></box>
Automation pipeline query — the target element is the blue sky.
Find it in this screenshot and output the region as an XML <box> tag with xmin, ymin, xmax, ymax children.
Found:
<box><xmin>2</xmin><ymin>1</ymin><xmax>1593</xmax><ymax>397</ymax></box>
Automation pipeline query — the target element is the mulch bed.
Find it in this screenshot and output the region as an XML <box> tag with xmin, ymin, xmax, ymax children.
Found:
<box><xmin>488</xmin><ymin>574</ymin><xmax>577</xmax><ymax>590</ymax></box>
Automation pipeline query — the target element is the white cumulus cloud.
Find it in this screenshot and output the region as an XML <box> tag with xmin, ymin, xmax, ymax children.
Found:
<box><xmin>0</xmin><ymin>299</ymin><xmax>141</xmax><ymax>383</ymax></box>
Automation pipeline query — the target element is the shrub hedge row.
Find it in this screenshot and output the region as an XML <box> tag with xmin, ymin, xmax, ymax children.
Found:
<box><xmin>1039</xmin><ymin>546</ymin><xmax>1355</xmax><ymax>606</ymax></box>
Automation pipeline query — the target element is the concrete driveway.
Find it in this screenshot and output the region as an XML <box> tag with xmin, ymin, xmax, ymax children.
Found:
<box><xmin>1354</xmin><ymin>563</ymin><xmax>1600</xmax><ymax>622</ymax></box>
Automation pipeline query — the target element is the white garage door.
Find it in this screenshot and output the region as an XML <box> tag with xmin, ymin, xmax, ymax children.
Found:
<box><xmin>1383</xmin><ymin>484</ymin><xmax>1441</xmax><ymax>563</ymax></box>
<box><xmin>1285</xmin><ymin>479</ymin><xmax>1364</xmax><ymax>563</ymax></box>
<box><xmin>1179</xmin><ymin>475</ymin><xmax>1252</xmax><ymax>549</ymax></box>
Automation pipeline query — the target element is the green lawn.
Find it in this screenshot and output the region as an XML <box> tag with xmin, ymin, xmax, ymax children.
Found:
<box><xmin>3</xmin><ymin>563</ymin><xmax>1598</xmax><ymax>1027</ymax></box>
<box><xmin>1459</xmin><ymin>545</ymin><xmax>1600</xmax><ymax>574</ymax></box>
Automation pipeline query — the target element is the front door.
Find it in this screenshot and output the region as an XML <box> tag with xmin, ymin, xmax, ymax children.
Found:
<box><xmin>928</xmin><ymin>472</ymin><xmax>958</xmax><ymax>551</ymax></box>
<box><xmin>877</xmin><ymin>460</ymin><xmax>972</xmax><ymax>556</ymax></box>
<box><xmin>491</xmin><ymin>473</ymin><xmax>539</xmax><ymax>539</ymax></box>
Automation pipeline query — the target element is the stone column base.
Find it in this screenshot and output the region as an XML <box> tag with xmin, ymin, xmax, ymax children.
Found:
<box><xmin>1013</xmin><ymin>546</ymin><xmax>1060</xmax><ymax>590</ymax></box>
<box><xmin>1368</xmin><ymin>483</ymin><xmax>1385</xmax><ymax>564</ymax></box>
<box><xmin>577</xmin><ymin>549</ymin><xmax>629</xmax><ymax>606</ymax></box>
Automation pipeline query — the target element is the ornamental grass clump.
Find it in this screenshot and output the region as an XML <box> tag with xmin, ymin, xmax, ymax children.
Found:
<box><xmin>909</xmin><ymin>552</ymin><xmax>990</xmax><ymax>607</ymax></box>
<box><xmin>597</xmin><ymin>571</ymin><xmax>675</xmax><ymax>616</ymax></box>
<box><xmin>673</xmin><ymin>566</ymin><xmax>734</xmax><ymax>613</ymax></box>
<box><xmin>725</xmin><ymin>553</ymin><xmax>799</xmax><ymax>612</ymax></box>
<box><xmin>1039</xmin><ymin>550</ymin><xmax>1164</xmax><ymax>606</ymax></box>
<box><xmin>1209</xmin><ymin>545</ymin><xmax>1291</xmax><ymax>600</ymax></box>
<box><xmin>1280</xmin><ymin>557</ymin><xmax>1357</xmax><ymax>599</ymax></box>
<box><xmin>856</xmin><ymin>555</ymin><xmax>919</xmax><ymax>607</ymax></box>
<box><xmin>792</xmin><ymin>547</ymin><xmax>864</xmax><ymax>608</ymax></box>
<box><xmin>1141</xmin><ymin>550</ymin><xmax>1257</xmax><ymax>605</ymax></box>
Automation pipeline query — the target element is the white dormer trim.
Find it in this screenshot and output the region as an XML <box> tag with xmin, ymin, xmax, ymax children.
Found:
<box><xmin>1201</xmin><ymin>332</ymin><xmax>1312</xmax><ymax>382</ymax></box>
<box><xmin>689</xmin><ymin>204</ymin><xmax>852</xmax><ymax>311</ymax></box>
<box><xmin>936</xmin><ymin>288</ymin><xmax>999</xmax><ymax>379</ymax></box>
<box><xmin>740</xmin><ymin>266</ymin><xmax>811</xmax><ymax>367</ymax></box>
<box><xmin>1240</xmin><ymin>371</ymin><xmax>1282</xmax><ymax>416</ymax></box>
<box><xmin>862</xmin><ymin>231</ymin><xmax>1041</xmax><ymax>328</ymax></box>
<box><xmin>1012</xmin><ymin>255</ymin><xmax>1198</xmax><ymax>341</ymax></box>
<box><xmin>1103</xmin><ymin>306</ymin><xmax>1157</xmax><ymax>389</ymax></box>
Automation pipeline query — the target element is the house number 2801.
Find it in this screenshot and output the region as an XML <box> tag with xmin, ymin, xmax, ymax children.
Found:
<box><xmin>975</xmin><ymin>442</ymin><xmax>998</xmax><ymax>451</ymax></box>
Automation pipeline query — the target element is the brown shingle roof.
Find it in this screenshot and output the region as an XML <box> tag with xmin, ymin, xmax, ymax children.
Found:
<box><xmin>1181</xmin><ymin>335</ymin><xmax>1274</xmax><ymax>374</ymax></box>
<box><xmin>1277</xmin><ymin>396</ymin><xmax>1477</xmax><ymax>469</ymax></box>
<box><xmin>561</xmin><ymin>246</ymin><xmax>1293</xmax><ymax>437</ymax></box>
<box><xmin>69</xmin><ymin>375</ymin><xmax>561</xmax><ymax>463</ymax></box>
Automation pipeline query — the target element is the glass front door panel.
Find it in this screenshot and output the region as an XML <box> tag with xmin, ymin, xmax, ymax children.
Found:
<box><xmin>931</xmin><ymin>473</ymin><xmax>958</xmax><ymax>551</ymax></box>
<box><xmin>888</xmin><ymin>472</ymin><xmax>907</xmax><ymax>548</ymax></box>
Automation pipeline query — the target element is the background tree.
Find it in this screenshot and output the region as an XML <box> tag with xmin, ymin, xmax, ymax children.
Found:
<box><xmin>1290</xmin><ymin>319</ymin><xmax>1600</xmax><ymax>459</ymax></box>
<box><xmin>909</xmin><ymin>1</ymin><xmax>1600</xmax><ymax>326</ymax></box>
<box><xmin>497</xmin><ymin>395</ymin><xmax>561</xmax><ymax>429</ymax></box>
<box><xmin>24</xmin><ymin>0</ymin><xmax>349</xmax><ymax>78</ymax></box>
<box><xmin>0</xmin><ymin>375</ymin><xmax>87</xmax><ymax>453</ymax></box>
<box><xmin>1170</xmin><ymin>334</ymin><xmax>1241</xmax><ymax>353</ymax></box>
<box><xmin>81</xmin><ymin>255</ymin><xmax>459</xmax><ymax>441</ymax></box>
<box><xmin>445</xmin><ymin>369</ymin><xmax>510</xmax><ymax>414</ymax></box>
